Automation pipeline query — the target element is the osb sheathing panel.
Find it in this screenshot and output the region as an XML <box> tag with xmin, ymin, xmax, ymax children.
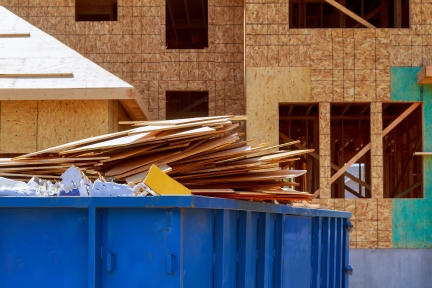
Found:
<box><xmin>37</xmin><ymin>100</ymin><xmax>109</xmax><ymax>150</ymax></box>
<box><xmin>3</xmin><ymin>0</ymin><xmax>245</xmax><ymax>121</ymax></box>
<box><xmin>1</xmin><ymin>101</ymin><xmax>37</xmax><ymax>153</ymax></box>
<box><xmin>244</xmin><ymin>1</ymin><xmax>432</xmax><ymax>104</ymax></box>
<box><xmin>246</xmin><ymin>67</ymin><xmax>310</xmax><ymax>146</ymax></box>
<box><xmin>314</xmin><ymin>198</ymin><xmax>393</xmax><ymax>249</ymax></box>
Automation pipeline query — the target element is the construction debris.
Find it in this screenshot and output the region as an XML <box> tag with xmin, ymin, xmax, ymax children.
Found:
<box><xmin>0</xmin><ymin>116</ymin><xmax>314</xmax><ymax>203</ymax></box>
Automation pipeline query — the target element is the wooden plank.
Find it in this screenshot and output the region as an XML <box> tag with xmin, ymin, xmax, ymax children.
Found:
<box><xmin>324</xmin><ymin>0</ymin><xmax>376</xmax><ymax>28</ymax></box>
<box><xmin>0</xmin><ymin>73</ymin><xmax>73</xmax><ymax>78</ymax></box>
<box><xmin>61</xmin><ymin>132</ymin><xmax>157</xmax><ymax>154</ymax></box>
<box><xmin>416</xmin><ymin>67</ymin><xmax>432</xmax><ymax>84</ymax></box>
<box><xmin>0</xmin><ymin>33</ymin><xmax>30</xmax><ymax>37</ymax></box>
<box><xmin>18</xmin><ymin>128</ymin><xmax>139</xmax><ymax>159</ymax></box>
<box><xmin>134</xmin><ymin>116</ymin><xmax>232</xmax><ymax>127</ymax></box>
<box><xmin>279</xmin><ymin>133</ymin><xmax>371</xmax><ymax>190</ymax></box>
<box><xmin>414</xmin><ymin>152</ymin><xmax>432</xmax><ymax>156</ymax></box>
<box><xmin>1</xmin><ymin>100</ymin><xmax>37</xmax><ymax>153</ymax></box>
<box><xmin>105</xmin><ymin>151</ymin><xmax>181</xmax><ymax>177</ymax></box>
<box><xmin>394</xmin><ymin>0</ymin><xmax>402</xmax><ymax>28</ymax></box>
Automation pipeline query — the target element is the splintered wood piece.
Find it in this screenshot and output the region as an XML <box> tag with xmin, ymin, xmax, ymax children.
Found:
<box><xmin>99</xmin><ymin>144</ymin><xmax>162</xmax><ymax>163</ymax></box>
<box><xmin>190</xmin><ymin>189</ymin><xmax>235</xmax><ymax>193</ymax></box>
<box><xmin>60</xmin><ymin>132</ymin><xmax>157</xmax><ymax>154</ymax></box>
<box><xmin>132</xmin><ymin>116</ymin><xmax>233</xmax><ymax>126</ymax></box>
<box><xmin>105</xmin><ymin>151</ymin><xmax>181</xmax><ymax>177</ymax></box>
<box><xmin>15</xmin><ymin>128</ymin><xmax>139</xmax><ymax>159</ymax></box>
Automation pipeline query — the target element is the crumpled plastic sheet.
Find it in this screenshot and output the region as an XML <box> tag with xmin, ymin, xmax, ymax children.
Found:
<box><xmin>0</xmin><ymin>165</ymin><xmax>141</xmax><ymax>197</ymax></box>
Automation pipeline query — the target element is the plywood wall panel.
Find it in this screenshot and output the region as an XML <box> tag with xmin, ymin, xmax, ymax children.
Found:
<box><xmin>1</xmin><ymin>101</ymin><xmax>37</xmax><ymax>153</ymax></box>
<box><xmin>246</xmin><ymin>67</ymin><xmax>310</xmax><ymax>146</ymax></box>
<box><xmin>37</xmin><ymin>100</ymin><xmax>109</xmax><ymax>150</ymax></box>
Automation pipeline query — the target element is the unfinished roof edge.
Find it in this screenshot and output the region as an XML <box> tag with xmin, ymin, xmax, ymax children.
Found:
<box><xmin>0</xmin><ymin>6</ymin><xmax>149</xmax><ymax>120</ymax></box>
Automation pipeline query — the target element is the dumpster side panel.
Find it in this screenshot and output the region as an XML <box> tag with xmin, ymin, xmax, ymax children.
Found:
<box><xmin>182</xmin><ymin>208</ymin><xmax>215</xmax><ymax>288</ymax></box>
<box><xmin>283</xmin><ymin>215</ymin><xmax>313</xmax><ymax>288</ymax></box>
<box><xmin>0</xmin><ymin>208</ymin><xmax>88</xmax><ymax>288</ymax></box>
<box><xmin>237</xmin><ymin>211</ymin><xmax>258</xmax><ymax>288</ymax></box>
<box><xmin>214</xmin><ymin>210</ymin><xmax>238</xmax><ymax>288</ymax></box>
<box><xmin>100</xmin><ymin>208</ymin><xmax>181</xmax><ymax>288</ymax></box>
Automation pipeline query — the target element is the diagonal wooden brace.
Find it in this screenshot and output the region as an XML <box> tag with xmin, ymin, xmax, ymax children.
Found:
<box><xmin>324</xmin><ymin>0</ymin><xmax>376</xmax><ymax>28</ymax></box>
<box><xmin>314</xmin><ymin>102</ymin><xmax>421</xmax><ymax>198</ymax></box>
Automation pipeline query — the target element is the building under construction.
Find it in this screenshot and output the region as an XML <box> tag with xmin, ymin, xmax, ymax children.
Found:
<box><xmin>0</xmin><ymin>0</ymin><xmax>431</xmax><ymax>286</ymax></box>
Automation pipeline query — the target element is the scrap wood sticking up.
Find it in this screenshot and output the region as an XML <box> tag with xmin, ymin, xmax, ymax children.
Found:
<box><xmin>5</xmin><ymin>116</ymin><xmax>313</xmax><ymax>203</ymax></box>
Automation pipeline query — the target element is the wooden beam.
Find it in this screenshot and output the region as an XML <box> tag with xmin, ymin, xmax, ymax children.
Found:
<box><xmin>179</xmin><ymin>96</ymin><xmax>207</xmax><ymax>112</ymax></box>
<box><xmin>344</xmin><ymin>184</ymin><xmax>365</xmax><ymax>198</ymax></box>
<box><xmin>279</xmin><ymin>133</ymin><xmax>371</xmax><ymax>190</ymax></box>
<box><xmin>394</xmin><ymin>0</ymin><xmax>402</xmax><ymax>28</ymax></box>
<box><xmin>0</xmin><ymin>73</ymin><xmax>73</xmax><ymax>78</ymax></box>
<box><xmin>414</xmin><ymin>152</ymin><xmax>432</xmax><ymax>156</ymax></box>
<box><xmin>324</xmin><ymin>0</ymin><xmax>376</xmax><ymax>28</ymax></box>
<box><xmin>394</xmin><ymin>181</ymin><xmax>421</xmax><ymax>198</ymax></box>
<box><xmin>329</xmin><ymin>103</ymin><xmax>420</xmax><ymax>185</ymax></box>
<box><xmin>381</xmin><ymin>103</ymin><xmax>421</xmax><ymax>137</ymax></box>
<box><xmin>390</xmin><ymin>137</ymin><xmax>421</xmax><ymax>197</ymax></box>
<box><xmin>416</xmin><ymin>67</ymin><xmax>432</xmax><ymax>84</ymax></box>
<box><xmin>353</xmin><ymin>6</ymin><xmax>380</xmax><ymax>28</ymax></box>
<box><xmin>182</xmin><ymin>0</ymin><xmax>195</xmax><ymax>43</ymax></box>
<box><xmin>166</xmin><ymin>0</ymin><xmax>179</xmax><ymax>46</ymax></box>
<box><xmin>0</xmin><ymin>33</ymin><xmax>30</xmax><ymax>37</ymax></box>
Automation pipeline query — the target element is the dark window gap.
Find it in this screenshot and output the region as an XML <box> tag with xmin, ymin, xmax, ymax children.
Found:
<box><xmin>289</xmin><ymin>0</ymin><xmax>410</xmax><ymax>29</ymax></box>
<box><xmin>166</xmin><ymin>0</ymin><xmax>208</xmax><ymax>49</ymax></box>
<box><xmin>382</xmin><ymin>103</ymin><xmax>423</xmax><ymax>199</ymax></box>
<box><xmin>330</xmin><ymin>103</ymin><xmax>371</xmax><ymax>199</ymax></box>
<box><xmin>76</xmin><ymin>0</ymin><xmax>118</xmax><ymax>22</ymax></box>
<box><xmin>279</xmin><ymin>104</ymin><xmax>320</xmax><ymax>194</ymax></box>
<box><xmin>166</xmin><ymin>91</ymin><xmax>209</xmax><ymax>120</ymax></box>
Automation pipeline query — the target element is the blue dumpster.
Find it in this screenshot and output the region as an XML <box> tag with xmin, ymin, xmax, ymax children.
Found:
<box><xmin>0</xmin><ymin>196</ymin><xmax>351</xmax><ymax>288</ymax></box>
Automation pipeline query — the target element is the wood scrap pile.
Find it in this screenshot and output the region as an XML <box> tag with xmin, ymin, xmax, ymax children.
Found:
<box><xmin>1</xmin><ymin>116</ymin><xmax>314</xmax><ymax>203</ymax></box>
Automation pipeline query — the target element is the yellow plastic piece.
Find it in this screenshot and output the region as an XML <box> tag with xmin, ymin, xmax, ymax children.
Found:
<box><xmin>143</xmin><ymin>164</ymin><xmax>191</xmax><ymax>196</ymax></box>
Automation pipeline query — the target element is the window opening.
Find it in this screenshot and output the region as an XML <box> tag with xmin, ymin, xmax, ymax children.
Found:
<box><xmin>166</xmin><ymin>0</ymin><xmax>208</xmax><ymax>49</ymax></box>
<box><xmin>166</xmin><ymin>91</ymin><xmax>209</xmax><ymax>120</ymax></box>
<box><xmin>382</xmin><ymin>103</ymin><xmax>423</xmax><ymax>198</ymax></box>
<box><xmin>76</xmin><ymin>0</ymin><xmax>118</xmax><ymax>21</ymax></box>
<box><xmin>289</xmin><ymin>0</ymin><xmax>409</xmax><ymax>29</ymax></box>
<box><xmin>279</xmin><ymin>104</ymin><xmax>320</xmax><ymax>194</ymax></box>
<box><xmin>330</xmin><ymin>104</ymin><xmax>371</xmax><ymax>198</ymax></box>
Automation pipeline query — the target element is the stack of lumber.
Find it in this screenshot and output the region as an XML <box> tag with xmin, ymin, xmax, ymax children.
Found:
<box><xmin>1</xmin><ymin>116</ymin><xmax>313</xmax><ymax>203</ymax></box>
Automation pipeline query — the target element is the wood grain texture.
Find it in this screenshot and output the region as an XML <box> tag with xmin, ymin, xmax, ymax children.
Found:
<box><xmin>246</xmin><ymin>67</ymin><xmax>310</xmax><ymax>146</ymax></box>
<box><xmin>1</xmin><ymin>101</ymin><xmax>37</xmax><ymax>153</ymax></box>
<box><xmin>37</xmin><ymin>100</ymin><xmax>110</xmax><ymax>150</ymax></box>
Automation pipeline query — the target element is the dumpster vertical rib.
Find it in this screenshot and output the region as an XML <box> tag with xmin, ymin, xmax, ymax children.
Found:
<box><xmin>311</xmin><ymin>217</ymin><xmax>322</xmax><ymax>288</ymax></box>
<box><xmin>88</xmin><ymin>206</ymin><xmax>99</xmax><ymax>288</ymax></box>
<box><xmin>257</xmin><ymin>212</ymin><xmax>275</xmax><ymax>288</ymax></box>
<box><xmin>273</xmin><ymin>214</ymin><xmax>285</xmax><ymax>288</ymax></box>
<box><xmin>214</xmin><ymin>210</ymin><xmax>238</xmax><ymax>288</ymax></box>
<box><xmin>183</xmin><ymin>209</ymin><xmax>215</xmax><ymax>287</ymax></box>
<box><xmin>329</xmin><ymin>218</ymin><xmax>337</xmax><ymax>287</ymax></box>
<box><xmin>237</xmin><ymin>211</ymin><xmax>258</xmax><ymax>288</ymax></box>
<box><xmin>321</xmin><ymin>217</ymin><xmax>330</xmax><ymax>288</ymax></box>
<box><xmin>343</xmin><ymin>218</ymin><xmax>350</xmax><ymax>288</ymax></box>
<box><xmin>335</xmin><ymin>218</ymin><xmax>343</xmax><ymax>287</ymax></box>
